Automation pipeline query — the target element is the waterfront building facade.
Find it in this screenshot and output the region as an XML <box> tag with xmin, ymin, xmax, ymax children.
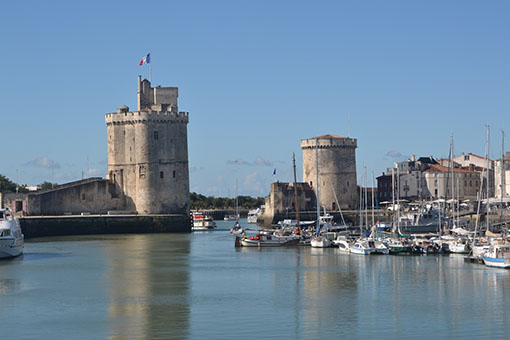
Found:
<box><xmin>301</xmin><ymin>135</ymin><xmax>358</xmax><ymax>210</ymax></box>
<box><xmin>495</xmin><ymin>152</ymin><xmax>510</xmax><ymax>198</ymax></box>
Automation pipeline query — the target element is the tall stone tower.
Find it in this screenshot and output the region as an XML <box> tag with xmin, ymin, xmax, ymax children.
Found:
<box><xmin>105</xmin><ymin>76</ymin><xmax>190</xmax><ymax>214</ymax></box>
<box><xmin>301</xmin><ymin>134</ymin><xmax>357</xmax><ymax>210</ymax></box>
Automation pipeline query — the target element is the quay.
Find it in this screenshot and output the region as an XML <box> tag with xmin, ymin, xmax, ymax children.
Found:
<box><xmin>19</xmin><ymin>214</ymin><xmax>191</xmax><ymax>239</ymax></box>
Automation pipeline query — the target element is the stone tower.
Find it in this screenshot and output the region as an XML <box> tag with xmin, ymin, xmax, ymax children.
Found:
<box><xmin>105</xmin><ymin>76</ymin><xmax>190</xmax><ymax>214</ymax></box>
<box><xmin>301</xmin><ymin>134</ymin><xmax>357</xmax><ymax>210</ymax></box>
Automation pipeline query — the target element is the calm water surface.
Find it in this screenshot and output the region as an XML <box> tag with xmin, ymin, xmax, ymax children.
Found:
<box><xmin>2</xmin><ymin>219</ymin><xmax>510</xmax><ymax>339</ymax></box>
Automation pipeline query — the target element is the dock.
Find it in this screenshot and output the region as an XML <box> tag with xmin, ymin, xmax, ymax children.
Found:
<box><xmin>20</xmin><ymin>214</ymin><xmax>191</xmax><ymax>239</ymax></box>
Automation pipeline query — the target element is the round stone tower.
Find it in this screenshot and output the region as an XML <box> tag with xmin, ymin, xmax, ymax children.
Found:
<box><xmin>301</xmin><ymin>134</ymin><xmax>357</xmax><ymax>210</ymax></box>
<box><xmin>105</xmin><ymin>76</ymin><xmax>189</xmax><ymax>214</ymax></box>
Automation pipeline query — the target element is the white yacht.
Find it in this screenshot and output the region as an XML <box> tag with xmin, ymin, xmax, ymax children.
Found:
<box><xmin>0</xmin><ymin>209</ymin><xmax>24</xmax><ymax>258</ymax></box>
<box><xmin>349</xmin><ymin>240</ymin><xmax>374</xmax><ymax>255</ymax></box>
<box><xmin>247</xmin><ymin>208</ymin><xmax>260</xmax><ymax>224</ymax></box>
<box><xmin>332</xmin><ymin>236</ymin><xmax>351</xmax><ymax>253</ymax></box>
<box><xmin>191</xmin><ymin>212</ymin><xmax>217</xmax><ymax>231</ymax></box>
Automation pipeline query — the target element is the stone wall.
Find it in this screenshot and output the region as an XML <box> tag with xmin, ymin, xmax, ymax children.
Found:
<box><xmin>261</xmin><ymin>182</ymin><xmax>317</xmax><ymax>225</ymax></box>
<box><xmin>25</xmin><ymin>178</ymin><xmax>126</xmax><ymax>216</ymax></box>
<box><xmin>301</xmin><ymin>135</ymin><xmax>358</xmax><ymax>210</ymax></box>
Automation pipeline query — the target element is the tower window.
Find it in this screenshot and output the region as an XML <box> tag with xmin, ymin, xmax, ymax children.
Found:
<box><xmin>139</xmin><ymin>166</ymin><xmax>146</xmax><ymax>179</ymax></box>
<box><xmin>154</xmin><ymin>131</ymin><xmax>159</xmax><ymax>140</ymax></box>
<box><xmin>160</xmin><ymin>171</ymin><xmax>164</xmax><ymax>179</ymax></box>
<box><xmin>173</xmin><ymin>170</ymin><xmax>176</xmax><ymax>178</ymax></box>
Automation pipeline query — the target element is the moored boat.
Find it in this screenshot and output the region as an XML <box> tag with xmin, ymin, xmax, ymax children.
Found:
<box><xmin>191</xmin><ymin>212</ymin><xmax>217</xmax><ymax>230</ymax></box>
<box><xmin>0</xmin><ymin>208</ymin><xmax>24</xmax><ymax>259</ymax></box>
<box><xmin>482</xmin><ymin>243</ymin><xmax>510</xmax><ymax>268</ymax></box>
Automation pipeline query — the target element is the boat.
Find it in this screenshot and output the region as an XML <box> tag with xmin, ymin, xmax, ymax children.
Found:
<box><xmin>310</xmin><ymin>235</ymin><xmax>332</xmax><ymax>248</ymax></box>
<box><xmin>237</xmin><ymin>233</ymin><xmax>300</xmax><ymax>247</ymax></box>
<box><xmin>0</xmin><ymin>208</ymin><xmax>24</xmax><ymax>258</ymax></box>
<box><xmin>191</xmin><ymin>212</ymin><xmax>216</xmax><ymax>230</ymax></box>
<box><xmin>247</xmin><ymin>208</ymin><xmax>260</xmax><ymax>224</ymax></box>
<box><xmin>229</xmin><ymin>221</ymin><xmax>244</xmax><ymax>236</ymax></box>
<box><xmin>332</xmin><ymin>235</ymin><xmax>351</xmax><ymax>253</ymax></box>
<box><xmin>482</xmin><ymin>243</ymin><xmax>510</xmax><ymax>268</ymax></box>
<box><xmin>398</xmin><ymin>206</ymin><xmax>448</xmax><ymax>235</ymax></box>
<box><xmin>349</xmin><ymin>239</ymin><xmax>374</xmax><ymax>255</ymax></box>
<box><xmin>224</xmin><ymin>215</ymin><xmax>237</xmax><ymax>221</ymax></box>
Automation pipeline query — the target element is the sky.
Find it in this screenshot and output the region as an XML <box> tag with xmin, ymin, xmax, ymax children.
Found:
<box><xmin>1</xmin><ymin>0</ymin><xmax>510</xmax><ymax>197</ymax></box>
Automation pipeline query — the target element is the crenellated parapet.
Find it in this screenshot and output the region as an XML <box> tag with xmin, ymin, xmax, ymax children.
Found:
<box><xmin>301</xmin><ymin>135</ymin><xmax>357</xmax><ymax>149</ymax></box>
<box><xmin>105</xmin><ymin>110</ymin><xmax>189</xmax><ymax>126</ymax></box>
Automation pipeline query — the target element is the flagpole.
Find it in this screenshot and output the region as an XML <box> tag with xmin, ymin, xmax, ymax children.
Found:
<box><xmin>149</xmin><ymin>49</ymin><xmax>152</xmax><ymax>83</ymax></box>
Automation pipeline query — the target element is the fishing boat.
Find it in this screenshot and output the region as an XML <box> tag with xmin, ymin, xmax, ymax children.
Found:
<box><xmin>0</xmin><ymin>208</ymin><xmax>24</xmax><ymax>259</ymax></box>
<box><xmin>191</xmin><ymin>212</ymin><xmax>216</xmax><ymax>231</ymax></box>
<box><xmin>237</xmin><ymin>233</ymin><xmax>300</xmax><ymax>247</ymax></box>
<box><xmin>482</xmin><ymin>243</ymin><xmax>510</xmax><ymax>268</ymax></box>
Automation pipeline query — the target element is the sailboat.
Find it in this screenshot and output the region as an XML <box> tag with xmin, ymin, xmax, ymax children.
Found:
<box><xmin>230</xmin><ymin>181</ymin><xmax>244</xmax><ymax>236</ymax></box>
<box><xmin>310</xmin><ymin>139</ymin><xmax>332</xmax><ymax>248</ymax></box>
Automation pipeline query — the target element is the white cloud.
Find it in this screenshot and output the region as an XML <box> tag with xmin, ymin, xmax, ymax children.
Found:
<box><xmin>24</xmin><ymin>157</ymin><xmax>60</xmax><ymax>169</ymax></box>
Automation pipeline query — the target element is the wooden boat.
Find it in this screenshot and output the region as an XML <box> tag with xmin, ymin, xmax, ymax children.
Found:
<box><xmin>237</xmin><ymin>233</ymin><xmax>300</xmax><ymax>247</ymax></box>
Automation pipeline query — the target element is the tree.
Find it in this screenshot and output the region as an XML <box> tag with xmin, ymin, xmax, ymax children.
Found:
<box><xmin>0</xmin><ymin>174</ymin><xmax>17</xmax><ymax>192</ymax></box>
<box><xmin>38</xmin><ymin>181</ymin><xmax>58</xmax><ymax>190</ymax></box>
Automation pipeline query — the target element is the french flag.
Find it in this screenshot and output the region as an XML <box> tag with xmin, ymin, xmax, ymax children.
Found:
<box><xmin>139</xmin><ymin>53</ymin><xmax>150</xmax><ymax>66</ymax></box>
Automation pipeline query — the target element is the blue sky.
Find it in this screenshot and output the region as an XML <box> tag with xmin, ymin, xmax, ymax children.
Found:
<box><xmin>1</xmin><ymin>0</ymin><xmax>509</xmax><ymax>197</ymax></box>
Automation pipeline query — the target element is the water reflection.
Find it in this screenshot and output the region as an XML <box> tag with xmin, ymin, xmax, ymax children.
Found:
<box><xmin>0</xmin><ymin>278</ymin><xmax>20</xmax><ymax>294</ymax></box>
<box><xmin>106</xmin><ymin>234</ymin><xmax>191</xmax><ymax>340</ymax></box>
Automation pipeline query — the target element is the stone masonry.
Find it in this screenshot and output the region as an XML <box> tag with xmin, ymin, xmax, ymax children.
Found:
<box><xmin>105</xmin><ymin>76</ymin><xmax>190</xmax><ymax>214</ymax></box>
<box><xmin>301</xmin><ymin>134</ymin><xmax>358</xmax><ymax>210</ymax></box>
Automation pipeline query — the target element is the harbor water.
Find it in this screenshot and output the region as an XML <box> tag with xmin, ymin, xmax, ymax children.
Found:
<box><xmin>2</xmin><ymin>219</ymin><xmax>510</xmax><ymax>339</ymax></box>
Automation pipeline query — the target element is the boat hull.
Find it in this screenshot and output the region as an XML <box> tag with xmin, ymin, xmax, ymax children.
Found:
<box><xmin>0</xmin><ymin>238</ymin><xmax>24</xmax><ymax>258</ymax></box>
<box><xmin>482</xmin><ymin>256</ymin><xmax>510</xmax><ymax>268</ymax></box>
<box><xmin>240</xmin><ymin>238</ymin><xmax>299</xmax><ymax>247</ymax></box>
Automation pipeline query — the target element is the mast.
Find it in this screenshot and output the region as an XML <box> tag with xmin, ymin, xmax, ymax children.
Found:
<box><xmin>364</xmin><ymin>167</ymin><xmax>368</xmax><ymax>231</ymax></box>
<box><xmin>315</xmin><ymin>139</ymin><xmax>320</xmax><ymax>235</ymax></box>
<box><xmin>486</xmin><ymin>125</ymin><xmax>490</xmax><ymax>232</ymax></box>
<box><xmin>500</xmin><ymin>130</ymin><xmax>505</xmax><ymax>228</ymax></box>
<box><xmin>359</xmin><ymin>173</ymin><xmax>363</xmax><ymax>236</ymax></box>
<box><xmin>451</xmin><ymin>136</ymin><xmax>455</xmax><ymax>229</ymax></box>
<box><xmin>371</xmin><ymin>171</ymin><xmax>375</xmax><ymax>228</ymax></box>
<box><xmin>391</xmin><ymin>167</ymin><xmax>396</xmax><ymax>233</ymax></box>
<box><xmin>292</xmin><ymin>153</ymin><xmax>300</xmax><ymax>229</ymax></box>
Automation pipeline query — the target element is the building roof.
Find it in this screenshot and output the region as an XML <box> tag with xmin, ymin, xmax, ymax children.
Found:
<box><xmin>312</xmin><ymin>134</ymin><xmax>346</xmax><ymax>139</ymax></box>
<box><xmin>424</xmin><ymin>164</ymin><xmax>476</xmax><ymax>173</ymax></box>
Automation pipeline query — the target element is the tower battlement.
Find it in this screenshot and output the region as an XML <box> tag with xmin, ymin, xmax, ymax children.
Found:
<box><xmin>301</xmin><ymin>134</ymin><xmax>357</xmax><ymax>149</ymax></box>
<box><xmin>105</xmin><ymin>110</ymin><xmax>189</xmax><ymax>125</ymax></box>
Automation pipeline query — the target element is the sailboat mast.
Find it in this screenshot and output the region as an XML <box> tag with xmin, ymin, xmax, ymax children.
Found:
<box><xmin>292</xmin><ymin>153</ymin><xmax>300</xmax><ymax>229</ymax></box>
<box><xmin>500</xmin><ymin>130</ymin><xmax>505</xmax><ymax>227</ymax></box>
<box><xmin>315</xmin><ymin>139</ymin><xmax>320</xmax><ymax>234</ymax></box>
<box><xmin>391</xmin><ymin>167</ymin><xmax>396</xmax><ymax>233</ymax></box>
<box><xmin>365</xmin><ymin>167</ymin><xmax>369</xmax><ymax>230</ymax></box>
<box><xmin>486</xmin><ymin>125</ymin><xmax>490</xmax><ymax>231</ymax></box>
<box><xmin>371</xmin><ymin>171</ymin><xmax>375</xmax><ymax>227</ymax></box>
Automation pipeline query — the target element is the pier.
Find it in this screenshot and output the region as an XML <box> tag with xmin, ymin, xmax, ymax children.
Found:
<box><xmin>19</xmin><ymin>214</ymin><xmax>191</xmax><ymax>239</ymax></box>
